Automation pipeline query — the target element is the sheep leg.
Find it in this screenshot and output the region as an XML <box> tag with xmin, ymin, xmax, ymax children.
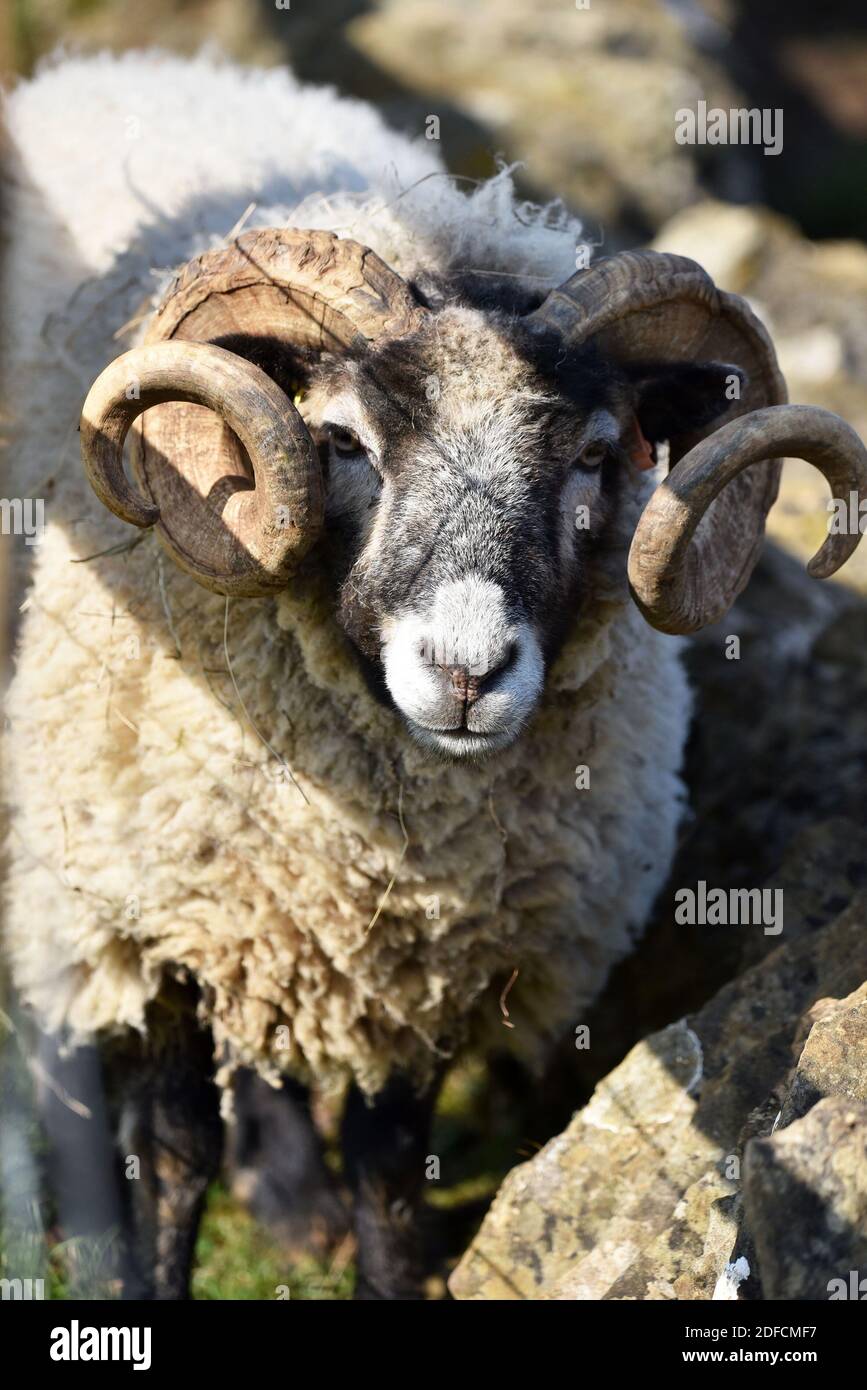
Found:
<box><xmin>148</xmin><ymin>1039</ymin><xmax>223</xmax><ymax>1301</ymax></box>
<box><xmin>103</xmin><ymin>989</ymin><xmax>223</xmax><ymax>1300</ymax></box>
<box><xmin>342</xmin><ymin>1072</ymin><xmax>441</xmax><ymax>1300</ymax></box>
<box><xmin>35</xmin><ymin>1034</ymin><xmax>132</xmax><ymax>1296</ymax></box>
<box><xmin>228</xmin><ymin>1070</ymin><xmax>349</xmax><ymax>1256</ymax></box>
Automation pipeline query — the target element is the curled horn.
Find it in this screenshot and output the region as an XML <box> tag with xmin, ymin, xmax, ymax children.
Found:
<box><xmin>81</xmin><ymin>341</ymin><xmax>322</xmax><ymax>595</ymax></box>
<box><xmin>628</xmin><ymin>405</ymin><xmax>867</xmax><ymax>633</ymax></box>
<box><xmin>80</xmin><ymin>228</ymin><xmax>427</xmax><ymax>595</ymax></box>
<box><xmin>527</xmin><ymin>250</ymin><xmax>867</xmax><ymax>633</ymax></box>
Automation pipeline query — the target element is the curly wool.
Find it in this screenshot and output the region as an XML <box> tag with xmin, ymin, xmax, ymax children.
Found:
<box><xmin>2</xmin><ymin>52</ymin><xmax>691</xmax><ymax>1095</ymax></box>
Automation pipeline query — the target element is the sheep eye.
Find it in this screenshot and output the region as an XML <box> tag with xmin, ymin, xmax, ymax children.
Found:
<box><xmin>328</xmin><ymin>426</ymin><xmax>363</xmax><ymax>457</ymax></box>
<box><xmin>575</xmin><ymin>439</ymin><xmax>609</xmax><ymax>470</ymax></box>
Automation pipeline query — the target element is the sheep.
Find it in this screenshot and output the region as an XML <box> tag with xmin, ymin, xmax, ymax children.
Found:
<box><xmin>3</xmin><ymin>50</ymin><xmax>866</xmax><ymax>1300</ymax></box>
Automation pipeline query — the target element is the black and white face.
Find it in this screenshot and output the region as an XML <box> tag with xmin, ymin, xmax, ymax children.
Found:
<box><xmin>300</xmin><ymin>304</ymin><xmax>735</xmax><ymax>761</ymax></box>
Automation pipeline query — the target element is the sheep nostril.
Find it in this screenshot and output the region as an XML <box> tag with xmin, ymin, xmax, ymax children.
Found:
<box><xmin>442</xmin><ymin>664</ymin><xmax>471</xmax><ymax>703</ymax></box>
<box><xmin>441</xmin><ymin>644</ymin><xmax>517</xmax><ymax>705</ymax></box>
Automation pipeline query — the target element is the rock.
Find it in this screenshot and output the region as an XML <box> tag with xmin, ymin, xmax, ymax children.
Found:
<box><xmin>743</xmin><ymin>1097</ymin><xmax>867</xmax><ymax>1300</ymax></box>
<box><xmin>598</xmin><ymin>1169</ymin><xmax>741</xmax><ymax>1301</ymax></box>
<box><xmin>450</xmin><ymin>1019</ymin><xmax>717</xmax><ymax>1301</ymax></box>
<box><xmin>450</xmin><ymin>890</ymin><xmax>867</xmax><ymax>1299</ymax></box>
<box><xmin>347</xmin><ymin>3</ymin><xmax>867</xmax><ymax>245</ymax></box>
<box><xmin>654</xmin><ymin>201</ymin><xmax>794</xmax><ymax>293</ymax></box>
<box><xmin>779</xmin><ymin>984</ymin><xmax>867</xmax><ymax>1126</ymax></box>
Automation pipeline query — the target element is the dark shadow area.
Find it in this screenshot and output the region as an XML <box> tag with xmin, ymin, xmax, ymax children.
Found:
<box><xmin>726</xmin><ymin>0</ymin><xmax>867</xmax><ymax>240</ymax></box>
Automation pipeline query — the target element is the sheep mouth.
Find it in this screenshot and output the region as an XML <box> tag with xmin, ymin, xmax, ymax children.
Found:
<box><xmin>403</xmin><ymin>718</ymin><xmax>521</xmax><ymax>761</ymax></box>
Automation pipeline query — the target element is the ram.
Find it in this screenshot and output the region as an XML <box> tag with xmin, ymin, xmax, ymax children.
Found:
<box><xmin>3</xmin><ymin>52</ymin><xmax>866</xmax><ymax>1300</ymax></box>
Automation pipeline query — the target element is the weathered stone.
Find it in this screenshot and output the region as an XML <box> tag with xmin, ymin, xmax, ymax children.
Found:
<box><xmin>743</xmin><ymin>1097</ymin><xmax>867</xmax><ymax>1301</ymax></box>
<box><xmin>597</xmin><ymin>1169</ymin><xmax>741</xmax><ymax>1302</ymax></box>
<box><xmin>779</xmin><ymin>984</ymin><xmax>867</xmax><ymax>1126</ymax></box>
<box><xmin>450</xmin><ymin>897</ymin><xmax>867</xmax><ymax>1299</ymax></box>
<box><xmin>449</xmin><ymin>1018</ymin><xmax>716</xmax><ymax>1300</ymax></box>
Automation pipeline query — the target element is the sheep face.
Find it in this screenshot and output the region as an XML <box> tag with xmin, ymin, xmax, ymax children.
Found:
<box><xmin>296</xmin><ymin>308</ymin><xmax>618</xmax><ymax>758</ymax></box>
<box><xmin>299</xmin><ymin>305</ymin><xmax>734</xmax><ymax>760</ymax></box>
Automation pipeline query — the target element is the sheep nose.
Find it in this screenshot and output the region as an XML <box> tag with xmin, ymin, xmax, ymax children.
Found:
<box><xmin>440</xmin><ymin>644</ymin><xmax>516</xmax><ymax>704</ymax></box>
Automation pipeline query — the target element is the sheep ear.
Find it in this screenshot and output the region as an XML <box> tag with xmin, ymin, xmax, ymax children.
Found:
<box><xmin>625</xmin><ymin>416</ymin><xmax>656</xmax><ymax>471</ymax></box>
<box><xmin>626</xmin><ymin>360</ymin><xmax>747</xmax><ymax>443</ymax></box>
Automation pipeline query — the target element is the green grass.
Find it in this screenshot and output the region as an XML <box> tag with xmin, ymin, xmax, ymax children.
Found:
<box><xmin>0</xmin><ymin>1197</ymin><xmax>355</xmax><ymax>1301</ymax></box>
<box><xmin>186</xmin><ymin>1058</ymin><xmax>539</xmax><ymax>1297</ymax></box>
<box><xmin>0</xmin><ymin>1227</ymin><xmax>122</xmax><ymax>1300</ymax></box>
<box><xmin>192</xmin><ymin>1185</ymin><xmax>353</xmax><ymax>1301</ymax></box>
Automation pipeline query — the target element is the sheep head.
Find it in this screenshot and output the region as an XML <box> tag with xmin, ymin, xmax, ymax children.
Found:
<box><xmin>81</xmin><ymin>233</ymin><xmax>867</xmax><ymax>760</ymax></box>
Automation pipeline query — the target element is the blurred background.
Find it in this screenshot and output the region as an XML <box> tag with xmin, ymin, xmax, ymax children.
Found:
<box><xmin>2</xmin><ymin>0</ymin><xmax>867</xmax><ymax>1300</ymax></box>
<box><xmin>4</xmin><ymin>0</ymin><xmax>867</xmax><ymax>240</ymax></box>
